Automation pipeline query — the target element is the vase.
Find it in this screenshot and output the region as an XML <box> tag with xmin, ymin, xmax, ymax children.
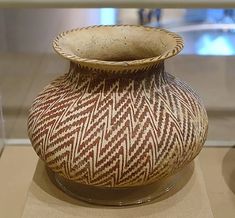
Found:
<box><xmin>27</xmin><ymin>25</ymin><xmax>208</xmax><ymax>206</ymax></box>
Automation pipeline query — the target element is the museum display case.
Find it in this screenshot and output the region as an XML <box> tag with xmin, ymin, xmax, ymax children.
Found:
<box><xmin>0</xmin><ymin>2</ymin><xmax>235</xmax><ymax>217</ymax></box>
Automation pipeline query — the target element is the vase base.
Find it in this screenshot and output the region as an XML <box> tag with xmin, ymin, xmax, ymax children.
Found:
<box><xmin>46</xmin><ymin>163</ymin><xmax>193</xmax><ymax>206</ymax></box>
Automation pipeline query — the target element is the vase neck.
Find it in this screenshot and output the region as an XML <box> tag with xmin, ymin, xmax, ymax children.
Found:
<box><xmin>67</xmin><ymin>61</ymin><xmax>166</xmax><ymax>81</ymax></box>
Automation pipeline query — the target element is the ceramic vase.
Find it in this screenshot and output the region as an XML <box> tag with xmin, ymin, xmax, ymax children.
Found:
<box><xmin>28</xmin><ymin>25</ymin><xmax>208</xmax><ymax>205</ymax></box>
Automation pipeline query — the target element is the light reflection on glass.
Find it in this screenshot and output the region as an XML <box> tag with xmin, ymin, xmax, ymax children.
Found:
<box><xmin>196</xmin><ymin>34</ymin><xmax>235</xmax><ymax>55</ymax></box>
<box><xmin>100</xmin><ymin>8</ymin><xmax>116</xmax><ymax>25</ymax></box>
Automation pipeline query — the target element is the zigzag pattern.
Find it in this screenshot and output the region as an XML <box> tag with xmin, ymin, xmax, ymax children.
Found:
<box><xmin>28</xmin><ymin>62</ymin><xmax>208</xmax><ymax>187</ymax></box>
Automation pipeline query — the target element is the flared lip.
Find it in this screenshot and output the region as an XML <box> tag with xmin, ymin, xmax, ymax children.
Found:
<box><xmin>53</xmin><ymin>25</ymin><xmax>184</xmax><ymax>68</ymax></box>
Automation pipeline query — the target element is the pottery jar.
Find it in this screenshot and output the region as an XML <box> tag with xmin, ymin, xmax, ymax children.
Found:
<box><xmin>28</xmin><ymin>25</ymin><xmax>208</xmax><ymax>203</ymax></box>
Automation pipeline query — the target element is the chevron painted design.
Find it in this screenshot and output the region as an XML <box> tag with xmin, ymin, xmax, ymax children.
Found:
<box><xmin>28</xmin><ymin>60</ymin><xmax>208</xmax><ymax>187</ymax></box>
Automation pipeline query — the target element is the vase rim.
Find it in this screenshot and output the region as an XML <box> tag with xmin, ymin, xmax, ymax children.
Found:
<box><xmin>53</xmin><ymin>25</ymin><xmax>184</xmax><ymax>70</ymax></box>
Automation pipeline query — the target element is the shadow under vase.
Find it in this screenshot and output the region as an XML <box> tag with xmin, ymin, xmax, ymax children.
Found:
<box><xmin>33</xmin><ymin>159</ymin><xmax>194</xmax><ymax>207</ymax></box>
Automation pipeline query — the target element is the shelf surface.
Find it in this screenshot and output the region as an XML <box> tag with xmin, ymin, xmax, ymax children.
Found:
<box><xmin>1</xmin><ymin>0</ymin><xmax>235</xmax><ymax>8</ymax></box>
<box><xmin>0</xmin><ymin>146</ymin><xmax>235</xmax><ymax>218</ymax></box>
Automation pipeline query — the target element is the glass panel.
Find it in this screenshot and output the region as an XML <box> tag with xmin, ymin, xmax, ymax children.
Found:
<box><xmin>0</xmin><ymin>9</ymin><xmax>234</xmax><ymax>145</ymax></box>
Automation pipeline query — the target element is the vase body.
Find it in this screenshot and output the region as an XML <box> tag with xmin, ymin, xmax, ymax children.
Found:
<box><xmin>28</xmin><ymin>26</ymin><xmax>208</xmax><ymax>202</ymax></box>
